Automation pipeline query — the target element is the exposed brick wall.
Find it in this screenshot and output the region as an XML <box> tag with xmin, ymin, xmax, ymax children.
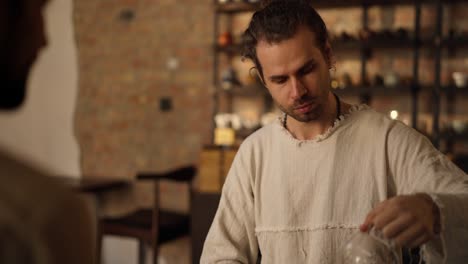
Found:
<box><xmin>74</xmin><ymin>0</ymin><xmax>213</xmax><ymax>214</ymax></box>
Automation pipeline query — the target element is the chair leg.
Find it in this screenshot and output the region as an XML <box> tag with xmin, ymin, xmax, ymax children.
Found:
<box><xmin>97</xmin><ymin>231</ymin><xmax>103</xmax><ymax>264</ymax></box>
<box><xmin>152</xmin><ymin>244</ymin><xmax>159</xmax><ymax>264</ymax></box>
<box><xmin>152</xmin><ymin>236</ymin><xmax>159</xmax><ymax>264</ymax></box>
<box><xmin>138</xmin><ymin>240</ymin><xmax>146</xmax><ymax>264</ymax></box>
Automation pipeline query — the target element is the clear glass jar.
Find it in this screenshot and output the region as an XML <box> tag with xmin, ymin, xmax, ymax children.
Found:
<box><xmin>343</xmin><ymin>228</ymin><xmax>401</xmax><ymax>264</ymax></box>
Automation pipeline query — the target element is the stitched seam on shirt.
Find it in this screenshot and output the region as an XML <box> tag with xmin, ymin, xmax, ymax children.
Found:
<box><xmin>255</xmin><ymin>224</ymin><xmax>359</xmax><ymax>234</ymax></box>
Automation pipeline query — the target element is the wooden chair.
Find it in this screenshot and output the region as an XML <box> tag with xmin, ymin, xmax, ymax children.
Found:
<box><xmin>98</xmin><ymin>165</ymin><xmax>197</xmax><ymax>264</ymax></box>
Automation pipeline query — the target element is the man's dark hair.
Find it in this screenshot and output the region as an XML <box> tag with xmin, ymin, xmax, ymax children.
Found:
<box><xmin>241</xmin><ymin>0</ymin><xmax>330</xmax><ymax>81</ymax></box>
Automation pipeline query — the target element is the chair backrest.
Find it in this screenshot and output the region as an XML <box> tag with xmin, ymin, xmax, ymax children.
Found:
<box><xmin>137</xmin><ymin>165</ymin><xmax>198</xmax><ymax>212</ymax></box>
<box><xmin>137</xmin><ymin>166</ymin><xmax>197</xmax><ymax>183</ymax></box>
<box><xmin>137</xmin><ymin>165</ymin><xmax>198</xmax><ymax>245</ymax></box>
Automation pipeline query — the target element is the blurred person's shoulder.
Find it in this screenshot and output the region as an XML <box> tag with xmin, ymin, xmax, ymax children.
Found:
<box><xmin>0</xmin><ymin>148</ymin><xmax>80</xmax><ymax>225</ymax></box>
<box><xmin>0</xmin><ymin>149</ymin><xmax>95</xmax><ymax>264</ymax></box>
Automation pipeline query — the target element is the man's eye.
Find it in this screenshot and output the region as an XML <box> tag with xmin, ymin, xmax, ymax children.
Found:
<box><xmin>300</xmin><ymin>64</ymin><xmax>316</xmax><ymax>75</ymax></box>
<box><xmin>273</xmin><ymin>78</ymin><xmax>287</xmax><ymax>84</ymax></box>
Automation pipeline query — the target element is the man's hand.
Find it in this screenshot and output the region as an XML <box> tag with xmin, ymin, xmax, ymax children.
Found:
<box><xmin>360</xmin><ymin>193</ymin><xmax>441</xmax><ymax>248</ymax></box>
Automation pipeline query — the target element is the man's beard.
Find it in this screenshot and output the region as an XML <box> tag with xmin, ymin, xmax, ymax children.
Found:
<box><xmin>277</xmin><ymin>97</ymin><xmax>324</xmax><ymax>123</ymax></box>
<box><xmin>0</xmin><ymin>66</ymin><xmax>27</xmax><ymax>110</ymax></box>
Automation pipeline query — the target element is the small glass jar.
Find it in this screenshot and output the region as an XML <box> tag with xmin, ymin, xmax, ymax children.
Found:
<box><xmin>343</xmin><ymin>228</ymin><xmax>401</xmax><ymax>264</ymax></box>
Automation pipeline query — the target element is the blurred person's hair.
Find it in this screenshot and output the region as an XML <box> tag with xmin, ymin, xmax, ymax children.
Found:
<box><xmin>241</xmin><ymin>0</ymin><xmax>330</xmax><ymax>81</ymax></box>
<box><xmin>1</xmin><ymin>0</ymin><xmax>44</xmax><ymax>109</ymax></box>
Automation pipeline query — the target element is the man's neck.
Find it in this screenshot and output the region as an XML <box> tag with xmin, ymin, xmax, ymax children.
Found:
<box><xmin>285</xmin><ymin>93</ymin><xmax>349</xmax><ymax>141</ymax></box>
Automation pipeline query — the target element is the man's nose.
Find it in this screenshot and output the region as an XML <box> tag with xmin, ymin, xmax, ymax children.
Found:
<box><xmin>290</xmin><ymin>77</ymin><xmax>306</xmax><ymax>100</ymax></box>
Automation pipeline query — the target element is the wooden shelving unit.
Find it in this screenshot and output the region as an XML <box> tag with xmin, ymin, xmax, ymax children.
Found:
<box><xmin>211</xmin><ymin>0</ymin><xmax>468</xmax><ymax>152</ymax></box>
<box><xmin>334</xmin><ymin>84</ymin><xmax>434</xmax><ymax>96</ymax></box>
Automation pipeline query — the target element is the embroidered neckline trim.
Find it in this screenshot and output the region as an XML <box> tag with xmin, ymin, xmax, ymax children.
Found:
<box><xmin>275</xmin><ymin>104</ymin><xmax>370</xmax><ymax>144</ymax></box>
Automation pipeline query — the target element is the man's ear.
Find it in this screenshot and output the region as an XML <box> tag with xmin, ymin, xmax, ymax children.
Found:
<box><xmin>257</xmin><ymin>70</ymin><xmax>267</xmax><ymax>87</ymax></box>
<box><xmin>250</xmin><ymin>67</ymin><xmax>266</xmax><ymax>87</ymax></box>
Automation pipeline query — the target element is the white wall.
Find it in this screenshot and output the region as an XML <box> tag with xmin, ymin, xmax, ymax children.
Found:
<box><xmin>0</xmin><ymin>0</ymin><xmax>80</xmax><ymax>177</ymax></box>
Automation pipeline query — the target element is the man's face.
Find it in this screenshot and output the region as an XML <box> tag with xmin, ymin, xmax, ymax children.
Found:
<box><xmin>256</xmin><ymin>26</ymin><xmax>332</xmax><ymax>123</ymax></box>
<box><xmin>0</xmin><ymin>0</ymin><xmax>48</xmax><ymax>109</ymax></box>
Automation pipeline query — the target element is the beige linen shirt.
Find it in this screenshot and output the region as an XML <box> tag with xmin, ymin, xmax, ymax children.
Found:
<box><xmin>201</xmin><ymin>105</ymin><xmax>468</xmax><ymax>264</ymax></box>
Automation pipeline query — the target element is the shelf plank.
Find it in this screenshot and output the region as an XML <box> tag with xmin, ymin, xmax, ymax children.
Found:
<box><xmin>440</xmin><ymin>85</ymin><xmax>468</xmax><ymax>95</ymax></box>
<box><xmin>334</xmin><ymin>85</ymin><xmax>419</xmax><ymax>96</ymax></box>
<box><xmin>219</xmin><ymin>84</ymin><xmax>268</xmax><ymax>96</ymax></box>
<box><xmin>364</xmin><ymin>38</ymin><xmax>415</xmax><ymax>49</ymax></box>
<box><xmin>214</xmin><ymin>0</ymin><xmax>462</xmax><ymax>13</ymax></box>
<box><xmin>220</xmin><ymin>84</ymin><xmax>437</xmax><ymax>97</ymax></box>
<box><xmin>443</xmin><ymin>0</ymin><xmax>468</xmax><ymax>4</ymax></box>
<box><xmin>312</xmin><ymin>0</ymin><xmax>426</xmax><ymax>8</ymax></box>
<box><xmin>216</xmin><ymin>37</ymin><xmax>439</xmax><ymax>55</ymax></box>
<box><xmin>443</xmin><ymin>38</ymin><xmax>468</xmax><ymax>48</ymax></box>
<box><xmin>216</xmin><ymin>1</ymin><xmax>403</xmax><ymax>13</ymax></box>
<box><xmin>439</xmin><ymin>131</ymin><xmax>468</xmax><ymax>142</ymax></box>
<box><xmin>331</xmin><ymin>40</ymin><xmax>361</xmax><ymax>51</ymax></box>
<box><xmin>332</xmin><ymin>38</ymin><xmax>416</xmax><ymax>50</ymax></box>
<box><xmin>219</xmin><ymin>83</ymin><xmax>440</xmax><ymax>97</ymax></box>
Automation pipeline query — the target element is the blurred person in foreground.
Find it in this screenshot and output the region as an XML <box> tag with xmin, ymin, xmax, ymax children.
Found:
<box><xmin>0</xmin><ymin>0</ymin><xmax>95</xmax><ymax>263</ymax></box>
<box><xmin>201</xmin><ymin>0</ymin><xmax>468</xmax><ymax>263</ymax></box>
